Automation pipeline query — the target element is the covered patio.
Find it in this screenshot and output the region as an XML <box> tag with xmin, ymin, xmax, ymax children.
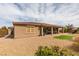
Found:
<box><xmin>39</xmin><ymin>26</ymin><xmax>64</xmax><ymax>36</ymax></box>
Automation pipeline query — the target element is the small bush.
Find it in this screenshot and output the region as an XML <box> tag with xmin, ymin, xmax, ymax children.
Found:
<box><xmin>71</xmin><ymin>42</ymin><xmax>79</xmax><ymax>52</ymax></box>
<box><xmin>35</xmin><ymin>46</ymin><xmax>74</xmax><ymax>56</ymax></box>
<box><xmin>0</xmin><ymin>26</ymin><xmax>8</xmax><ymax>37</ymax></box>
<box><xmin>74</xmin><ymin>37</ymin><xmax>79</xmax><ymax>42</ymax></box>
<box><xmin>70</xmin><ymin>37</ymin><xmax>79</xmax><ymax>53</ymax></box>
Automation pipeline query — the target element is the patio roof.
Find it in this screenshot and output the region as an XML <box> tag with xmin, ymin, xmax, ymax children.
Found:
<box><xmin>13</xmin><ymin>22</ymin><xmax>63</xmax><ymax>28</ymax></box>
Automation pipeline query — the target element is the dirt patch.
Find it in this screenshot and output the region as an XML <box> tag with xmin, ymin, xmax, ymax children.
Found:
<box><xmin>0</xmin><ymin>35</ymin><xmax>74</xmax><ymax>56</ymax></box>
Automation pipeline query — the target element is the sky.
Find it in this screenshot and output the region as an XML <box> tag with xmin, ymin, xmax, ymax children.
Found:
<box><xmin>0</xmin><ymin>3</ymin><xmax>79</xmax><ymax>27</ymax></box>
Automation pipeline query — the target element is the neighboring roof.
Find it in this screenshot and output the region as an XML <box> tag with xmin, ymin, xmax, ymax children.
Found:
<box><xmin>13</xmin><ymin>22</ymin><xmax>63</xmax><ymax>28</ymax></box>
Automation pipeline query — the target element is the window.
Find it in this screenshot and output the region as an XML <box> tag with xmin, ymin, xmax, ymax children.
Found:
<box><xmin>26</xmin><ymin>26</ymin><xmax>35</xmax><ymax>33</ymax></box>
<box><xmin>30</xmin><ymin>27</ymin><xmax>34</xmax><ymax>32</ymax></box>
<box><xmin>27</xmin><ymin>26</ymin><xmax>30</xmax><ymax>32</ymax></box>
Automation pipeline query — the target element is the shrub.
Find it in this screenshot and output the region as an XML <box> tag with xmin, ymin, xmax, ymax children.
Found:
<box><xmin>71</xmin><ymin>41</ymin><xmax>79</xmax><ymax>52</ymax></box>
<box><xmin>70</xmin><ymin>37</ymin><xmax>79</xmax><ymax>53</ymax></box>
<box><xmin>0</xmin><ymin>26</ymin><xmax>8</xmax><ymax>37</ymax></box>
<box><xmin>74</xmin><ymin>37</ymin><xmax>79</xmax><ymax>42</ymax></box>
<box><xmin>35</xmin><ymin>46</ymin><xmax>74</xmax><ymax>56</ymax></box>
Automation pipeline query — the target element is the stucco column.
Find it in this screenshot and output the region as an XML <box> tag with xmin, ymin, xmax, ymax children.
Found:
<box><xmin>58</xmin><ymin>28</ymin><xmax>60</xmax><ymax>34</ymax></box>
<box><xmin>41</xmin><ymin>27</ymin><xmax>44</xmax><ymax>36</ymax></box>
<box><xmin>51</xmin><ymin>27</ymin><xmax>53</xmax><ymax>35</ymax></box>
<box><xmin>62</xmin><ymin>27</ymin><xmax>64</xmax><ymax>33</ymax></box>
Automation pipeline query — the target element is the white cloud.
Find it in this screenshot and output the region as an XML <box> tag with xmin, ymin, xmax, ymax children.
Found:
<box><xmin>0</xmin><ymin>4</ymin><xmax>24</xmax><ymax>16</ymax></box>
<box><xmin>0</xmin><ymin>3</ymin><xmax>79</xmax><ymax>27</ymax></box>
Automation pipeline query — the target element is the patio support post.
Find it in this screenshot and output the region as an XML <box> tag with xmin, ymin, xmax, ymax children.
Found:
<box><xmin>58</xmin><ymin>28</ymin><xmax>60</xmax><ymax>34</ymax></box>
<box><xmin>62</xmin><ymin>27</ymin><xmax>64</xmax><ymax>33</ymax></box>
<box><xmin>41</xmin><ymin>27</ymin><xmax>44</xmax><ymax>36</ymax></box>
<box><xmin>51</xmin><ymin>27</ymin><xmax>53</xmax><ymax>35</ymax></box>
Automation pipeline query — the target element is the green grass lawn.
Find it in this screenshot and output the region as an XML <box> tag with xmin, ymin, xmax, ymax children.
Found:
<box><xmin>54</xmin><ymin>35</ymin><xmax>73</xmax><ymax>40</ymax></box>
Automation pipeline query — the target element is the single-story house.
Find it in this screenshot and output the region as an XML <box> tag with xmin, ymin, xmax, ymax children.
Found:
<box><xmin>13</xmin><ymin>22</ymin><xmax>64</xmax><ymax>38</ymax></box>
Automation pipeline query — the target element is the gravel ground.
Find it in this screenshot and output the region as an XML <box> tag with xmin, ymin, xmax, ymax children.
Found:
<box><xmin>0</xmin><ymin>35</ymin><xmax>74</xmax><ymax>56</ymax></box>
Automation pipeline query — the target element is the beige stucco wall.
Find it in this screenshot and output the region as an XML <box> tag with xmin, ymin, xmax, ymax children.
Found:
<box><xmin>14</xmin><ymin>25</ymin><xmax>40</xmax><ymax>38</ymax></box>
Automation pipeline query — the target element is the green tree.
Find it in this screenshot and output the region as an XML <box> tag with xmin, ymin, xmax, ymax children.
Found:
<box><xmin>64</xmin><ymin>24</ymin><xmax>74</xmax><ymax>33</ymax></box>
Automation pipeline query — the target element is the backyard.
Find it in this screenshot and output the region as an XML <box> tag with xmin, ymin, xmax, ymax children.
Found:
<box><xmin>0</xmin><ymin>34</ymin><xmax>78</xmax><ymax>55</ymax></box>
